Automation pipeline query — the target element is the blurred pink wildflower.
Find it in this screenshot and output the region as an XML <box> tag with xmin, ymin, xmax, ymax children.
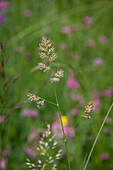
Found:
<box><xmin>0</xmin><ymin>13</ymin><xmax>6</xmax><ymax>24</ymax></box>
<box><xmin>52</xmin><ymin>114</ymin><xmax>75</xmax><ymax>138</ymax></box>
<box><xmin>82</xmin><ymin>16</ymin><xmax>92</xmax><ymax>25</ymax></box>
<box><xmin>101</xmin><ymin>153</ymin><xmax>109</xmax><ymax>161</ymax></box>
<box><xmin>104</xmin><ymin>127</ymin><xmax>111</xmax><ymax>136</ymax></box>
<box><xmin>0</xmin><ymin>1</ymin><xmax>9</xmax><ymax>9</ymax></box>
<box><xmin>66</xmin><ymin>72</ymin><xmax>79</xmax><ymax>89</ymax></box>
<box><xmin>70</xmin><ymin>93</ymin><xmax>85</xmax><ymax>107</ymax></box>
<box><xmin>104</xmin><ymin>86</ymin><xmax>113</xmax><ymax>97</ymax></box>
<box><xmin>86</xmin><ymin>39</ymin><xmax>95</xmax><ymax>47</ymax></box>
<box><xmin>0</xmin><ymin>158</ymin><xmax>7</xmax><ymax>170</ymax></box>
<box><xmin>25</xmin><ymin>52</ymin><xmax>32</xmax><ymax>60</ymax></box>
<box><xmin>70</xmin><ymin>24</ymin><xmax>78</xmax><ymax>32</ymax></box>
<box><xmin>27</xmin><ymin>128</ymin><xmax>39</xmax><ymax>142</ymax></box>
<box><xmin>59</xmin><ymin>42</ymin><xmax>67</xmax><ymax>51</ymax></box>
<box><xmin>61</xmin><ymin>24</ymin><xmax>78</xmax><ymax>34</ymax></box>
<box><xmin>94</xmin><ymin>99</ymin><xmax>100</xmax><ymax>110</ymax></box>
<box><xmin>92</xmin><ymin>91</ymin><xmax>100</xmax><ymax>110</ymax></box>
<box><xmin>92</xmin><ymin>86</ymin><xmax>113</xmax><ymax>111</ymax></box>
<box><xmin>26</xmin><ymin>147</ymin><xmax>37</xmax><ymax>158</ymax></box>
<box><xmin>99</xmin><ymin>36</ymin><xmax>108</xmax><ymax>44</ymax></box>
<box><xmin>93</xmin><ymin>57</ymin><xmax>102</xmax><ymax>67</ymax></box>
<box><xmin>105</xmin><ymin>117</ymin><xmax>111</xmax><ymax>124</ymax></box>
<box><xmin>99</xmin><ymin>86</ymin><xmax>113</xmax><ymax>98</ymax></box>
<box><xmin>71</xmin><ymin>108</ymin><xmax>78</xmax><ymax>116</ymax></box>
<box><xmin>61</xmin><ymin>26</ymin><xmax>70</xmax><ymax>34</ymax></box>
<box><xmin>82</xmin><ymin>16</ymin><xmax>92</xmax><ymax>30</ymax></box>
<box><xmin>2</xmin><ymin>150</ymin><xmax>8</xmax><ymax>157</ymax></box>
<box><xmin>24</xmin><ymin>10</ymin><xmax>32</xmax><ymax>18</ymax></box>
<box><xmin>21</xmin><ymin>109</ymin><xmax>38</xmax><ymax>118</ymax></box>
<box><xmin>0</xmin><ymin>115</ymin><xmax>6</xmax><ymax>123</ymax></box>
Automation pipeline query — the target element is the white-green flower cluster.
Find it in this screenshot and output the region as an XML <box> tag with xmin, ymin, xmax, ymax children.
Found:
<box><xmin>26</xmin><ymin>125</ymin><xmax>62</xmax><ymax>170</ymax></box>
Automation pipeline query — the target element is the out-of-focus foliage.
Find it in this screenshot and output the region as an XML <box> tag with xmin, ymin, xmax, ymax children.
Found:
<box><xmin>0</xmin><ymin>0</ymin><xmax>113</xmax><ymax>169</ymax></box>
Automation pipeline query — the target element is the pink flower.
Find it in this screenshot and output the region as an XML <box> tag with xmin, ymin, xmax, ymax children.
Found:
<box><xmin>2</xmin><ymin>150</ymin><xmax>8</xmax><ymax>157</ymax></box>
<box><xmin>61</xmin><ymin>25</ymin><xmax>78</xmax><ymax>34</ymax></box>
<box><xmin>92</xmin><ymin>91</ymin><xmax>100</xmax><ymax>110</ymax></box>
<box><xmin>52</xmin><ymin>114</ymin><xmax>75</xmax><ymax>138</ymax></box>
<box><xmin>94</xmin><ymin>99</ymin><xmax>100</xmax><ymax>110</ymax></box>
<box><xmin>25</xmin><ymin>52</ymin><xmax>32</xmax><ymax>60</ymax></box>
<box><xmin>61</xmin><ymin>26</ymin><xmax>70</xmax><ymax>34</ymax></box>
<box><xmin>71</xmin><ymin>108</ymin><xmax>78</xmax><ymax>116</ymax></box>
<box><xmin>52</xmin><ymin>121</ymin><xmax>58</xmax><ymax>132</ymax></box>
<box><xmin>0</xmin><ymin>13</ymin><xmax>6</xmax><ymax>24</ymax></box>
<box><xmin>30</xmin><ymin>109</ymin><xmax>38</xmax><ymax>118</ymax></box>
<box><xmin>101</xmin><ymin>153</ymin><xmax>109</xmax><ymax>161</ymax></box>
<box><xmin>21</xmin><ymin>109</ymin><xmax>38</xmax><ymax>118</ymax></box>
<box><xmin>59</xmin><ymin>42</ymin><xmax>67</xmax><ymax>51</ymax></box>
<box><xmin>99</xmin><ymin>36</ymin><xmax>108</xmax><ymax>44</ymax></box>
<box><xmin>24</xmin><ymin>10</ymin><xmax>32</xmax><ymax>18</ymax></box>
<box><xmin>0</xmin><ymin>115</ymin><xmax>6</xmax><ymax>123</ymax></box>
<box><xmin>63</xmin><ymin>127</ymin><xmax>75</xmax><ymax>137</ymax></box>
<box><xmin>104</xmin><ymin>86</ymin><xmax>113</xmax><ymax>97</ymax></box>
<box><xmin>106</xmin><ymin>117</ymin><xmax>111</xmax><ymax>124</ymax></box>
<box><xmin>0</xmin><ymin>158</ymin><xmax>7</xmax><ymax>170</ymax></box>
<box><xmin>21</xmin><ymin>109</ymin><xmax>30</xmax><ymax>117</ymax></box>
<box><xmin>66</xmin><ymin>72</ymin><xmax>79</xmax><ymax>89</ymax></box>
<box><xmin>0</xmin><ymin>1</ymin><xmax>9</xmax><ymax>9</ymax></box>
<box><xmin>104</xmin><ymin>127</ymin><xmax>111</xmax><ymax>136</ymax></box>
<box><xmin>25</xmin><ymin>147</ymin><xmax>36</xmax><ymax>158</ymax></box>
<box><xmin>70</xmin><ymin>93</ymin><xmax>85</xmax><ymax>107</ymax></box>
<box><xmin>27</xmin><ymin>128</ymin><xmax>39</xmax><ymax>142</ymax></box>
<box><xmin>86</xmin><ymin>40</ymin><xmax>95</xmax><ymax>47</ymax></box>
<box><xmin>82</xmin><ymin>16</ymin><xmax>92</xmax><ymax>25</ymax></box>
<box><xmin>70</xmin><ymin>24</ymin><xmax>78</xmax><ymax>32</ymax></box>
<box><xmin>93</xmin><ymin>57</ymin><xmax>102</xmax><ymax>67</ymax></box>
<box><xmin>98</xmin><ymin>91</ymin><xmax>106</xmax><ymax>98</ymax></box>
<box><xmin>99</xmin><ymin>86</ymin><xmax>113</xmax><ymax>97</ymax></box>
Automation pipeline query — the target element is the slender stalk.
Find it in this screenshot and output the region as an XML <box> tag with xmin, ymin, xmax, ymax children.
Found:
<box><xmin>73</xmin><ymin>115</ymin><xmax>83</xmax><ymax>127</ymax></box>
<box><xmin>66</xmin><ymin>115</ymin><xmax>82</xmax><ymax>139</ymax></box>
<box><xmin>84</xmin><ymin>103</ymin><xmax>113</xmax><ymax>170</ymax></box>
<box><xmin>40</xmin><ymin>97</ymin><xmax>57</xmax><ymax>106</ymax></box>
<box><xmin>67</xmin><ymin>111</ymin><xmax>86</xmax><ymax>139</ymax></box>
<box><xmin>82</xmin><ymin>153</ymin><xmax>88</xmax><ymax>169</ymax></box>
<box><xmin>54</xmin><ymin>85</ymin><xmax>71</xmax><ymax>170</ymax></box>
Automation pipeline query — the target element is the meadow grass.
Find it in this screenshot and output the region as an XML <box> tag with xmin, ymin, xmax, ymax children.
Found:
<box><xmin>0</xmin><ymin>0</ymin><xmax>113</xmax><ymax>169</ymax></box>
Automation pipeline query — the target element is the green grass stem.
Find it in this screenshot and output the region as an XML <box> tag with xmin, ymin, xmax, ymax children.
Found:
<box><xmin>84</xmin><ymin>103</ymin><xmax>113</xmax><ymax>170</ymax></box>
<box><xmin>54</xmin><ymin>85</ymin><xmax>71</xmax><ymax>170</ymax></box>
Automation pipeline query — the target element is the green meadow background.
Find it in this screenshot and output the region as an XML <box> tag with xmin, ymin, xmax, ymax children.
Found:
<box><xmin>0</xmin><ymin>0</ymin><xmax>113</xmax><ymax>169</ymax></box>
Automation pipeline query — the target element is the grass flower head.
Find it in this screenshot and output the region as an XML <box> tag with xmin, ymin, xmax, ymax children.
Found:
<box><xmin>85</xmin><ymin>101</ymin><xmax>95</xmax><ymax>113</ymax></box>
<box><xmin>27</xmin><ymin>93</ymin><xmax>40</xmax><ymax>102</ymax></box>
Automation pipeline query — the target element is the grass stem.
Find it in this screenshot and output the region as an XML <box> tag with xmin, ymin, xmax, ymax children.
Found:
<box><xmin>84</xmin><ymin>103</ymin><xmax>113</xmax><ymax>170</ymax></box>
<box><xmin>40</xmin><ymin>97</ymin><xmax>57</xmax><ymax>106</ymax></box>
<box><xmin>54</xmin><ymin>85</ymin><xmax>71</xmax><ymax>170</ymax></box>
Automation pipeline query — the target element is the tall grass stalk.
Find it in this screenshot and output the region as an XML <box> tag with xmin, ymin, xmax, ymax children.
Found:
<box><xmin>84</xmin><ymin>103</ymin><xmax>113</xmax><ymax>170</ymax></box>
<box><xmin>54</xmin><ymin>85</ymin><xmax>71</xmax><ymax>170</ymax></box>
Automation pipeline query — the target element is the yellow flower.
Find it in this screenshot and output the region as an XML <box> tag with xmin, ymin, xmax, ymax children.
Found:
<box><xmin>61</xmin><ymin>116</ymin><xmax>68</xmax><ymax>126</ymax></box>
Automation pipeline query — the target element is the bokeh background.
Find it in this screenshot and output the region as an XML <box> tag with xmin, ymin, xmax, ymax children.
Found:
<box><xmin>0</xmin><ymin>0</ymin><xmax>113</xmax><ymax>169</ymax></box>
